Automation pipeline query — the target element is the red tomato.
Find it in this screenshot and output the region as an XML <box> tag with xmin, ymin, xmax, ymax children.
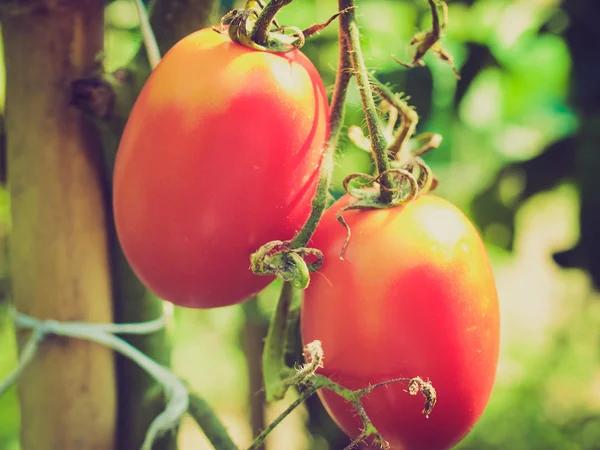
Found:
<box><xmin>113</xmin><ymin>29</ymin><xmax>329</xmax><ymax>308</ymax></box>
<box><xmin>301</xmin><ymin>194</ymin><xmax>500</xmax><ymax>449</ymax></box>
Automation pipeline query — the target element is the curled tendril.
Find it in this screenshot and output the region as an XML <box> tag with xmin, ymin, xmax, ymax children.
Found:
<box><xmin>335</xmin><ymin>169</ymin><xmax>419</xmax><ymax>260</ymax></box>
<box><xmin>250</xmin><ymin>240</ymin><xmax>323</xmax><ymax>289</ymax></box>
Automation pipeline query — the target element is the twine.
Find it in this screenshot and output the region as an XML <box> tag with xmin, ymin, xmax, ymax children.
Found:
<box><xmin>0</xmin><ymin>307</ymin><xmax>188</xmax><ymax>450</ymax></box>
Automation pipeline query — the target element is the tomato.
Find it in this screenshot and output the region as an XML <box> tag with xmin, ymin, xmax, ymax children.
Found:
<box><xmin>113</xmin><ymin>28</ymin><xmax>329</xmax><ymax>308</ymax></box>
<box><xmin>301</xmin><ymin>194</ymin><xmax>500</xmax><ymax>449</ymax></box>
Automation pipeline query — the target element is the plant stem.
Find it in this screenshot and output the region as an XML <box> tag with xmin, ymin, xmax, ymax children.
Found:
<box><xmin>290</xmin><ymin>42</ymin><xmax>352</xmax><ymax>248</ymax></box>
<box><xmin>340</xmin><ymin>0</ymin><xmax>395</xmax><ymax>203</ymax></box>
<box><xmin>188</xmin><ymin>393</ymin><xmax>239</xmax><ymax>450</ymax></box>
<box><xmin>241</xmin><ymin>298</ymin><xmax>267</xmax><ymax>449</ymax></box>
<box><xmin>251</xmin><ymin>0</ymin><xmax>294</xmax><ymax>46</ymax></box>
<box><xmin>246</xmin><ymin>387</ymin><xmax>317</xmax><ymax>450</ymax></box>
<box><xmin>262</xmin><ymin>282</ymin><xmax>298</xmax><ymax>401</ymax></box>
<box><xmin>247</xmin><ymin>371</ymin><xmax>435</xmax><ymax>450</ymax></box>
<box><xmin>262</xmin><ymin>6</ymin><xmax>353</xmax><ymax>402</ymax></box>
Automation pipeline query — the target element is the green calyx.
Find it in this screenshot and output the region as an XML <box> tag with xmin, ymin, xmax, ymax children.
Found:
<box><xmin>336</xmin><ymin>70</ymin><xmax>445</xmax><ymax>259</ymax></box>
<box><xmin>250</xmin><ymin>240</ymin><xmax>323</xmax><ymax>289</ymax></box>
<box><xmin>213</xmin><ymin>1</ymin><xmax>356</xmax><ymax>54</ymax></box>
<box><xmin>213</xmin><ymin>1</ymin><xmax>304</xmax><ymax>53</ymax></box>
<box><xmin>335</xmin><ymin>156</ymin><xmax>437</xmax><ymax>260</ymax></box>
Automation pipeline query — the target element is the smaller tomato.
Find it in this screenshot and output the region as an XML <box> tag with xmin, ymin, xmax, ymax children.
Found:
<box><xmin>301</xmin><ymin>194</ymin><xmax>500</xmax><ymax>450</ymax></box>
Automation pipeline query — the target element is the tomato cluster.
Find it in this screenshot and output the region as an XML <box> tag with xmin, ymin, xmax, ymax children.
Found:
<box><xmin>114</xmin><ymin>25</ymin><xmax>499</xmax><ymax>450</ymax></box>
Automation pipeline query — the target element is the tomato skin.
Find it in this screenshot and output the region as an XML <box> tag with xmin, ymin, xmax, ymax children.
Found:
<box><xmin>113</xmin><ymin>29</ymin><xmax>329</xmax><ymax>308</ymax></box>
<box><xmin>301</xmin><ymin>194</ymin><xmax>500</xmax><ymax>450</ymax></box>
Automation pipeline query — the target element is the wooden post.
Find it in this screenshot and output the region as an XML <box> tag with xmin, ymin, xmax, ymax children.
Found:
<box><xmin>2</xmin><ymin>1</ymin><xmax>116</xmax><ymax>449</ymax></box>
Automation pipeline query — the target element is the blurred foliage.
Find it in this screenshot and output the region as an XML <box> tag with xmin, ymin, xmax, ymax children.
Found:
<box><xmin>1</xmin><ymin>0</ymin><xmax>599</xmax><ymax>449</ymax></box>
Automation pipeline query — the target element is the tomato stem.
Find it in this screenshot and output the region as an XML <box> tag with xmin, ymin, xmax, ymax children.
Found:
<box><xmin>261</xmin><ymin>283</ymin><xmax>298</xmax><ymax>402</ymax></box>
<box><xmin>256</xmin><ymin>2</ymin><xmax>443</xmax><ymax>434</ymax></box>
<box><xmin>260</xmin><ymin>1</ymin><xmax>353</xmax><ymax>403</ymax></box>
<box><xmin>250</xmin><ymin>0</ymin><xmax>294</xmax><ymax>46</ymax></box>
<box><xmin>290</xmin><ymin>38</ymin><xmax>352</xmax><ymax>248</ymax></box>
<box><xmin>188</xmin><ymin>394</ymin><xmax>239</xmax><ymax>450</ymax></box>
<box><xmin>250</xmin><ymin>340</ymin><xmax>436</xmax><ymax>450</ymax></box>
<box><xmin>246</xmin><ymin>387</ymin><xmax>316</xmax><ymax>450</ymax></box>
<box><xmin>340</xmin><ymin>0</ymin><xmax>396</xmax><ymax>204</ymax></box>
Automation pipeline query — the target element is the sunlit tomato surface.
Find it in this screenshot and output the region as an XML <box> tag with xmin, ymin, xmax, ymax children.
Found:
<box><xmin>113</xmin><ymin>29</ymin><xmax>329</xmax><ymax>308</ymax></box>
<box><xmin>301</xmin><ymin>194</ymin><xmax>500</xmax><ymax>450</ymax></box>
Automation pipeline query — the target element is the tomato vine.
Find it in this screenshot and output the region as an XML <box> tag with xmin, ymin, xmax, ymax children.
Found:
<box><xmin>242</xmin><ymin>0</ymin><xmax>454</xmax><ymax>448</ymax></box>
<box><xmin>0</xmin><ymin>1</ymin><xmax>487</xmax><ymax>450</ymax></box>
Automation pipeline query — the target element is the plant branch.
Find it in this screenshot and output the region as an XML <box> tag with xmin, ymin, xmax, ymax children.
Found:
<box><xmin>241</xmin><ymin>297</ymin><xmax>268</xmax><ymax>448</ymax></box>
<box><xmin>188</xmin><ymin>393</ymin><xmax>239</xmax><ymax>450</ymax></box>
<box><xmin>250</xmin><ymin>343</ymin><xmax>436</xmax><ymax>450</ymax></box>
<box><xmin>262</xmin><ymin>282</ymin><xmax>298</xmax><ymax>402</ymax></box>
<box><xmin>340</xmin><ymin>0</ymin><xmax>394</xmax><ymax>203</ymax></box>
<box><xmin>261</xmin><ymin>3</ymin><xmax>353</xmax><ymax>402</ymax></box>
<box><xmin>290</xmin><ymin>40</ymin><xmax>352</xmax><ymax>248</ymax></box>
<box><xmin>246</xmin><ymin>388</ymin><xmax>316</xmax><ymax>450</ymax></box>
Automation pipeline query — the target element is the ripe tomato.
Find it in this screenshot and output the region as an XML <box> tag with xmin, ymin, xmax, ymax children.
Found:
<box><xmin>113</xmin><ymin>28</ymin><xmax>329</xmax><ymax>308</ymax></box>
<box><xmin>301</xmin><ymin>194</ymin><xmax>500</xmax><ymax>449</ymax></box>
